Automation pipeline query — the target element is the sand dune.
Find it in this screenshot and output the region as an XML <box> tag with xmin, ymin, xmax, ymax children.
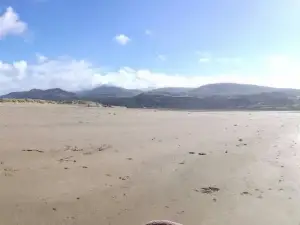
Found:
<box><xmin>1</xmin><ymin>103</ymin><xmax>300</xmax><ymax>225</ymax></box>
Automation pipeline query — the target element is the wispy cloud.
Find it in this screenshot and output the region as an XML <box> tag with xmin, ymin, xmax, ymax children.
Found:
<box><xmin>196</xmin><ymin>51</ymin><xmax>242</xmax><ymax>64</ymax></box>
<box><xmin>0</xmin><ymin>7</ymin><xmax>27</xmax><ymax>39</ymax></box>
<box><xmin>145</xmin><ymin>29</ymin><xmax>152</xmax><ymax>36</ymax></box>
<box><xmin>199</xmin><ymin>57</ymin><xmax>211</xmax><ymax>63</ymax></box>
<box><xmin>114</xmin><ymin>34</ymin><xmax>130</xmax><ymax>45</ymax></box>
<box><xmin>196</xmin><ymin>51</ymin><xmax>211</xmax><ymax>63</ymax></box>
<box><xmin>36</xmin><ymin>53</ymin><xmax>48</xmax><ymax>63</ymax></box>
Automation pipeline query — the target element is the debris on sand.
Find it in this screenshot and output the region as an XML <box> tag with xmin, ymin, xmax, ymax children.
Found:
<box><xmin>201</xmin><ymin>187</ymin><xmax>220</xmax><ymax>194</ymax></box>
<box><xmin>179</xmin><ymin>161</ymin><xmax>185</xmax><ymax>165</ymax></box>
<box><xmin>98</xmin><ymin>144</ymin><xmax>112</xmax><ymax>152</ymax></box>
<box><xmin>146</xmin><ymin>220</ymin><xmax>182</xmax><ymax>225</ymax></box>
<box><xmin>198</xmin><ymin>152</ymin><xmax>207</xmax><ymax>156</ymax></box>
<box><xmin>58</xmin><ymin>156</ymin><xmax>74</xmax><ymax>163</ymax></box>
<box><xmin>127</xmin><ymin>157</ymin><xmax>133</xmax><ymax>160</ymax></box>
<box><xmin>83</xmin><ymin>144</ymin><xmax>112</xmax><ymax>155</ymax></box>
<box><xmin>241</xmin><ymin>191</ymin><xmax>252</xmax><ymax>196</ymax></box>
<box><xmin>22</xmin><ymin>149</ymin><xmax>44</xmax><ymax>153</ymax></box>
<box><xmin>82</xmin><ymin>166</ymin><xmax>88</xmax><ymax>169</ymax></box>
<box><xmin>119</xmin><ymin>176</ymin><xmax>130</xmax><ymax>181</ymax></box>
<box><xmin>3</xmin><ymin>167</ymin><xmax>18</xmax><ymax>176</ymax></box>
<box><xmin>65</xmin><ymin>146</ymin><xmax>83</xmax><ymax>152</ymax></box>
<box><xmin>189</xmin><ymin>151</ymin><xmax>195</xmax><ymax>155</ymax></box>
<box><xmin>238</xmin><ymin>138</ymin><xmax>243</xmax><ymax>142</ymax></box>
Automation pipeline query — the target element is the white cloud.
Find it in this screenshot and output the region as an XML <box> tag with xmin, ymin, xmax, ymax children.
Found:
<box><xmin>114</xmin><ymin>34</ymin><xmax>130</xmax><ymax>45</ymax></box>
<box><xmin>157</xmin><ymin>54</ymin><xmax>167</xmax><ymax>61</ymax></box>
<box><xmin>1</xmin><ymin>54</ymin><xmax>300</xmax><ymax>95</ymax></box>
<box><xmin>0</xmin><ymin>7</ymin><xmax>27</xmax><ymax>39</ymax></box>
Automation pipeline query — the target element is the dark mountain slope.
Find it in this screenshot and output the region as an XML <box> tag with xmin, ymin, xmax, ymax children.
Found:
<box><xmin>77</xmin><ymin>85</ymin><xmax>142</xmax><ymax>99</ymax></box>
<box><xmin>1</xmin><ymin>88</ymin><xmax>77</xmax><ymax>101</ymax></box>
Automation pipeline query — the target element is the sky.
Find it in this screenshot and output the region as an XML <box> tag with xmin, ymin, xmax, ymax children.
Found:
<box><xmin>0</xmin><ymin>0</ymin><xmax>300</xmax><ymax>94</ymax></box>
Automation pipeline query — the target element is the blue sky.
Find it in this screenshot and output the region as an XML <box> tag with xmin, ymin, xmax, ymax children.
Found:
<box><xmin>0</xmin><ymin>0</ymin><xmax>300</xmax><ymax>93</ymax></box>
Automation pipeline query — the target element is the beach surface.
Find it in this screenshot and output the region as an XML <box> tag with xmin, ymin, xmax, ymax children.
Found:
<box><xmin>1</xmin><ymin>104</ymin><xmax>300</xmax><ymax>225</ymax></box>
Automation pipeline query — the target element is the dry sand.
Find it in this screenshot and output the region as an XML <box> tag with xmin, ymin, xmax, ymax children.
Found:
<box><xmin>1</xmin><ymin>103</ymin><xmax>300</xmax><ymax>225</ymax></box>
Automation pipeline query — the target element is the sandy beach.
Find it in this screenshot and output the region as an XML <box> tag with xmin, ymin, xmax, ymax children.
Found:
<box><xmin>1</xmin><ymin>103</ymin><xmax>300</xmax><ymax>225</ymax></box>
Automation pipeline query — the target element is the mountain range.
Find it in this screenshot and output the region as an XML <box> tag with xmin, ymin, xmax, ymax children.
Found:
<box><xmin>2</xmin><ymin>83</ymin><xmax>300</xmax><ymax>110</ymax></box>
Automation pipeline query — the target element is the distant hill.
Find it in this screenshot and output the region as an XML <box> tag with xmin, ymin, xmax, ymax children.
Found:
<box><xmin>1</xmin><ymin>88</ymin><xmax>77</xmax><ymax>101</ymax></box>
<box><xmin>142</xmin><ymin>83</ymin><xmax>300</xmax><ymax>98</ymax></box>
<box><xmin>99</xmin><ymin>91</ymin><xmax>300</xmax><ymax>110</ymax></box>
<box><xmin>77</xmin><ymin>85</ymin><xmax>142</xmax><ymax>99</ymax></box>
<box><xmin>188</xmin><ymin>83</ymin><xmax>300</xmax><ymax>97</ymax></box>
<box><xmin>145</xmin><ymin>87</ymin><xmax>193</xmax><ymax>97</ymax></box>
<box><xmin>2</xmin><ymin>83</ymin><xmax>300</xmax><ymax>110</ymax></box>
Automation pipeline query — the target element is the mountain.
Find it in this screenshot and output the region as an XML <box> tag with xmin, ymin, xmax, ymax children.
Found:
<box><xmin>2</xmin><ymin>83</ymin><xmax>300</xmax><ymax>110</ymax></box>
<box><xmin>96</xmin><ymin>83</ymin><xmax>300</xmax><ymax>110</ymax></box>
<box><xmin>142</xmin><ymin>83</ymin><xmax>300</xmax><ymax>98</ymax></box>
<box><xmin>188</xmin><ymin>83</ymin><xmax>300</xmax><ymax>97</ymax></box>
<box><xmin>77</xmin><ymin>85</ymin><xmax>142</xmax><ymax>99</ymax></box>
<box><xmin>1</xmin><ymin>88</ymin><xmax>77</xmax><ymax>101</ymax></box>
<box><xmin>99</xmin><ymin>91</ymin><xmax>300</xmax><ymax>110</ymax></box>
<box><xmin>145</xmin><ymin>87</ymin><xmax>193</xmax><ymax>96</ymax></box>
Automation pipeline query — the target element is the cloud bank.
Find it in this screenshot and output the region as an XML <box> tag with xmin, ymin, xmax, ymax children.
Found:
<box><xmin>0</xmin><ymin>55</ymin><xmax>300</xmax><ymax>94</ymax></box>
